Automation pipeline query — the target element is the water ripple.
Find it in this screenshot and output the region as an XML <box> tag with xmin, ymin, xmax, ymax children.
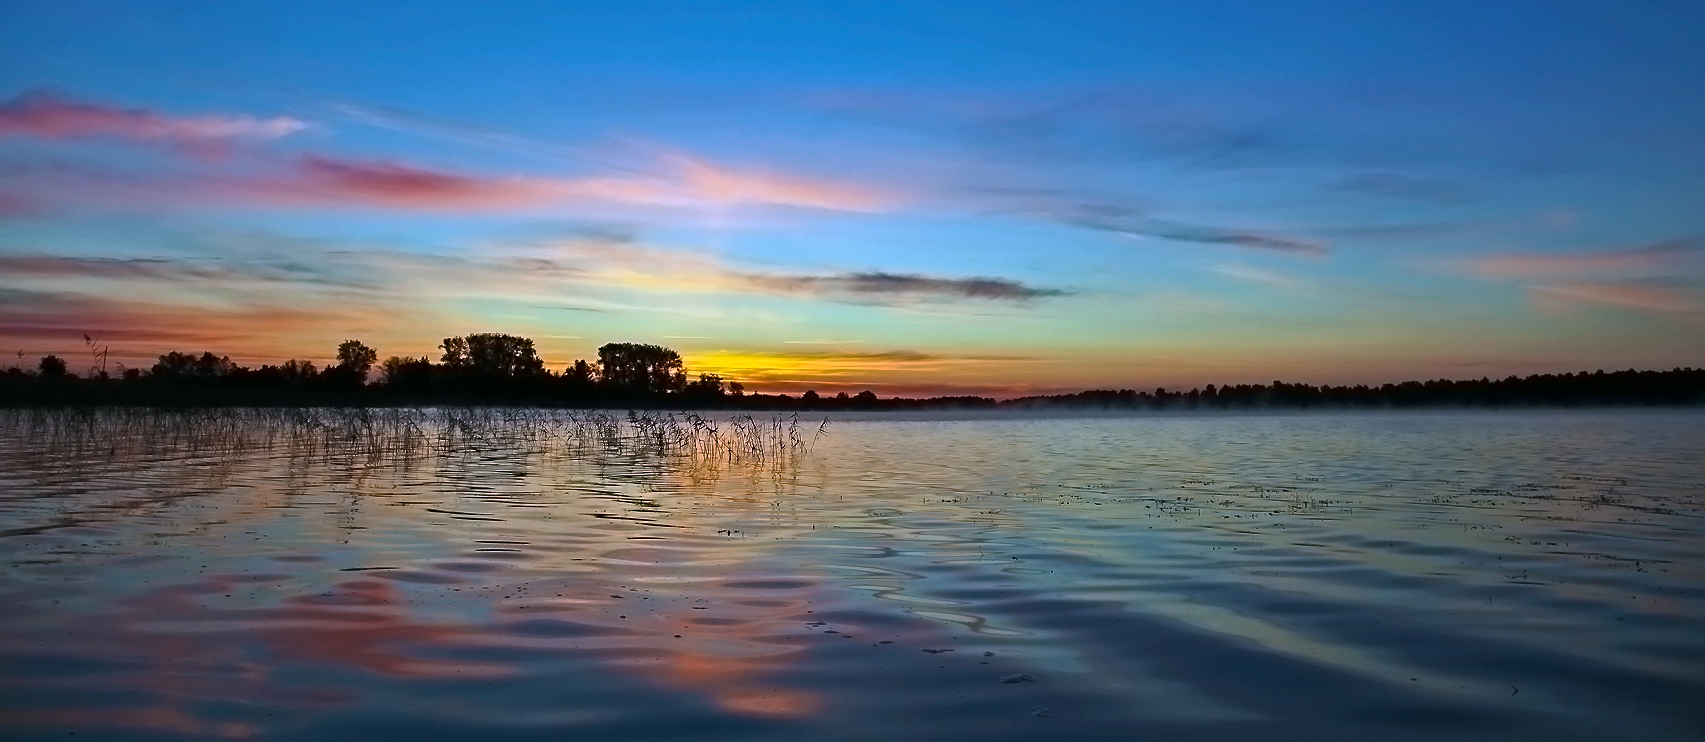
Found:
<box><xmin>0</xmin><ymin>408</ymin><xmax>1701</xmax><ymax>740</ymax></box>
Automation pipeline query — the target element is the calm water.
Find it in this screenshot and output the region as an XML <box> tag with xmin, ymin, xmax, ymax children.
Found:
<box><xmin>1</xmin><ymin>408</ymin><xmax>1702</xmax><ymax>741</ymax></box>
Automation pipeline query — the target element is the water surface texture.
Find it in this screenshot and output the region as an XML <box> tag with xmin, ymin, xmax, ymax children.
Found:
<box><xmin>1</xmin><ymin>409</ymin><xmax>1702</xmax><ymax>741</ymax></box>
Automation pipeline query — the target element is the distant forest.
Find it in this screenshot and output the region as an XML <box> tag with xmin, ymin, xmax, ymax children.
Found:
<box><xmin>3</xmin><ymin>333</ymin><xmax>1702</xmax><ymax>409</ymax></box>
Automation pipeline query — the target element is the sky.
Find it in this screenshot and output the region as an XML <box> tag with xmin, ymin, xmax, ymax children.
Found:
<box><xmin>1</xmin><ymin>1</ymin><xmax>1702</xmax><ymax>396</ymax></box>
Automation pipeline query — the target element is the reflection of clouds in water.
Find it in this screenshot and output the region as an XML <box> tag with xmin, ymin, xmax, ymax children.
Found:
<box><xmin>647</xmin><ymin>616</ymin><xmax>822</xmax><ymax>718</ymax></box>
<box><xmin>0</xmin><ymin>706</ymin><xmax>258</xmax><ymax>740</ymax></box>
<box><xmin>3</xmin><ymin>410</ymin><xmax>1704</xmax><ymax>738</ymax></box>
<box><xmin>0</xmin><ymin>409</ymin><xmax>831</xmax><ymax>734</ymax></box>
<box><xmin>0</xmin><ymin>576</ymin><xmax>469</xmax><ymax>738</ymax></box>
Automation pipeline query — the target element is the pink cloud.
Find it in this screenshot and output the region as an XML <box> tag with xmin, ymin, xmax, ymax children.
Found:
<box><xmin>1529</xmin><ymin>279</ymin><xmax>1702</xmax><ymax>319</ymax></box>
<box><xmin>0</xmin><ymin>90</ymin><xmax>308</xmax><ymax>144</ymax></box>
<box><xmin>3</xmin><ymin>143</ymin><xmax>894</xmax><ymax>214</ymax></box>
<box><xmin>247</xmin><ymin>156</ymin><xmax>568</xmax><ymax>210</ymax></box>
<box><xmin>1465</xmin><ymin>239</ymin><xmax>1703</xmax><ymax>278</ymax></box>
<box><xmin>674</xmin><ymin>156</ymin><xmax>887</xmax><ymax>210</ymax></box>
<box><xmin>232</xmin><ymin>154</ymin><xmax>890</xmax><ymax>212</ymax></box>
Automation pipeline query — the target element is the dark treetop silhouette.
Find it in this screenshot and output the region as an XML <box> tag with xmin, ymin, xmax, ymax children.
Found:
<box><xmin>2</xmin><ymin>332</ymin><xmax>1702</xmax><ymax>408</ymax></box>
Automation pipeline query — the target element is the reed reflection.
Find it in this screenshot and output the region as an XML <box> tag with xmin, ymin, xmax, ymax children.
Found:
<box><xmin>0</xmin><ymin>408</ymin><xmax>833</xmax><ymax>734</ymax></box>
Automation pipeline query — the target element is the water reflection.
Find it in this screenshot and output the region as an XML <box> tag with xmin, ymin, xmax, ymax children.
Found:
<box><xmin>1</xmin><ymin>409</ymin><xmax>1703</xmax><ymax>740</ymax></box>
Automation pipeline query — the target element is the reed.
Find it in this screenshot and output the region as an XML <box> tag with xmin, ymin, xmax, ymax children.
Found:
<box><xmin>0</xmin><ymin>407</ymin><xmax>825</xmax><ymax>474</ymax></box>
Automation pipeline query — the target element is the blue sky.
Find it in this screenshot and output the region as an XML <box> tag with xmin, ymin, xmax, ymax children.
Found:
<box><xmin>2</xmin><ymin>1</ymin><xmax>1702</xmax><ymax>394</ymax></box>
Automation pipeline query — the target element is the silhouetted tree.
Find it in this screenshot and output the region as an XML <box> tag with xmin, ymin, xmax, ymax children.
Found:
<box><xmin>564</xmin><ymin>359</ymin><xmax>597</xmax><ymax>388</ymax></box>
<box><xmin>280</xmin><ymin>359</ymin><xmax>317</xmax><ymax>380</ymax></box>
<box><xmin>336</xmin><ymin>340</ymin><xmax>378</xmax><ymax>378</ymax></box>
<box><xmin>439</xmin><ymin>333</ymin><xmax>545</xmax><ymax>393</ymax></box>
<box><xmin>38</xmin><ymin>355</ymin><xmax>68</xmax><ymax>379</ymax></box>
<box><xmin>468</xmin><ymin>334</ymin><xmax>545</xmax><ymax>379</ymax></box>
<box><xmin>323</xmin><ymin>339</ymin><xmax>378</xmax><ymax>390</ymax></box>
<box><xmin>152</xmin><ymin>352</ymin><xmax>238</xmax><ymax>382</ymax></box>
<box><xmin>379</xmin><ymin>355</ymin><xmax>434</xmax><ymax>393</ymax></box>
<box><xmin>439</xmin><ymin>336</ymin><xmax>470</xmax><ymax>368</ymax></box>
<box><xmin>683</xmin><ymin>373</ymin><xmax>726</xmax><ymax>403</ymax></box>
<box><xmin>597</xmin><ymin>343</ymin><xmax>684</xmax><ymax>396</ymax></box>
<box><xmin>7</xmin><ymin>331</ymin><xmax>1699</xmax><ymax>410</ymax></box>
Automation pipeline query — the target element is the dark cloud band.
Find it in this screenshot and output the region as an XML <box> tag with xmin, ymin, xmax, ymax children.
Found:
<box><xmin>741</xmin><ymin>271</ymin><xmax>1067</xmax><ymax>301</ymax></box>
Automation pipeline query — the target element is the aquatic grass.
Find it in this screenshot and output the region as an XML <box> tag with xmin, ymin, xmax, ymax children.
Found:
<box><xmin>0</xmin><ymin>407</ymin><xmax>826</xmax><ymax>479</ymax></box>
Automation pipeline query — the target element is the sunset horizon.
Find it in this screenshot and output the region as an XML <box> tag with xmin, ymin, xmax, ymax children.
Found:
<box><xmin>4</xmin><ymin>2</ymin><xmax>1702</xmax><ymax>397</ymax></box>
<box><xmin>4</xmin><ymin>5</ymin><xmax>1704</xmax><ymax>741</ymax></box>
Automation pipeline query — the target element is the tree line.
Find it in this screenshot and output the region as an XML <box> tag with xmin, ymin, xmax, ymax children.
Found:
<box><xmin>2</xmin><ymin>333</ymin><xmax>1702</xmax><ymax>408</ymax></box>
<box><xmin>4</xmin><ymin>335</ymin><xmax>737</xmax><ymax>406</ymax></box>
<box><xmin>996</xmin><ymin>369</ymin><xmax>1705</xmax><ymax>409</ymax></box>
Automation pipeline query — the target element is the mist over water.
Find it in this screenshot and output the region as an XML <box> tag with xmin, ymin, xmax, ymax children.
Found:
<box><xmin>1</xmin><ymin>409</ymin><xmax>1702</xmax><ymax>740</ymax></box>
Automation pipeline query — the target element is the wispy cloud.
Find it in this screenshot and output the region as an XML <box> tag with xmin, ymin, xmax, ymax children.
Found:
<box><xmin>1528</xmin><ymin>279</ymin><xmax>1703</xmax><ymax>320</ymax></box>
<box><xmin>4</xmin><ymin>236</ymin><xmax>1061</xmax><ymax>312</ymax></box>
<box><xmin>1046</xmin><ymin>205</ymin><xmax>1327</xmax><ymax>255</ymax></box>
<box><xmin>1456</xmin><ymin>238</ymin><xmax>1705</xmax><ymax>322</ymax></box>
<box><xmin>0</xmin><ymin>285</ymin><xmax>381</xmax><ymax>367</ymax></box>
<box><xmin>0</xmin><ymin>253</ymin><xmax>377</xmax><ymax>290</ymax></box>
<box><xmin>311</xmin><ymin>101</ymin><xmax>633</xmax><ymax>171</ymax></box>
<box><xmin>946</xmin><ymin>91</ymin><xmax>1315</xmax><ymax>170</ymax></box>
<box><xmin>22</xmin><ymin>153</ymin><xmax>892</xmax><ymax>214</ymax></box>
<box><xmin>1211</xmin><ymin>261</ymin><xmax>1304</xmax><ymax>290</ymax></box>
<box><xmin>0</xmin><ymin>242</ymin><xmax>455</xmax><ymax>365</ymax></box>
<box><xmin>0</xmin><ymin>90</ymin><xmax>308</xmax><ymax>145</ymax></box>
<box><xmin>1464</xmin><ymin>238</ymin><xmax>1704</xmax><ymax>279</ymax></box>
<box><xmin>736</xmin><ymin>271</ymin><xmax>1066</xmax><ymax>302</ymax></box>
<box><xmin>241</xmin><ymin>155</ymin><xmax>570</xmax><ymax>211</ymax></box>
<box><xmin>0</xmin><ymin>87</ymin><xmax>894</xmax><ymax>215</ymax></box>
<box><xmin>0</xmin><ymin>226</ymin><xmax>1067</xmax><ymax>366</ymax></box>
<box><xmin>669</xmin><ymin>156</ymin><xmax>889</xmax><ymax>211</ymax></box>
<box><xmin>1137</xmin><ymin>221</ymin><xmax>1326</xmax><ymax>255</ymax></box>
<box><xmin>532</xmin><ymin>237</ymin><xmax>1067</xmax><ymax>305</ymax></box>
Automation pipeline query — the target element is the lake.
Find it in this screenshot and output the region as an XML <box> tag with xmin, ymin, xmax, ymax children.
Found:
<box><xmin>1</xmin><ymin>408</ymin><xmax>1701</xmax><ymax>740</ymax></box>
